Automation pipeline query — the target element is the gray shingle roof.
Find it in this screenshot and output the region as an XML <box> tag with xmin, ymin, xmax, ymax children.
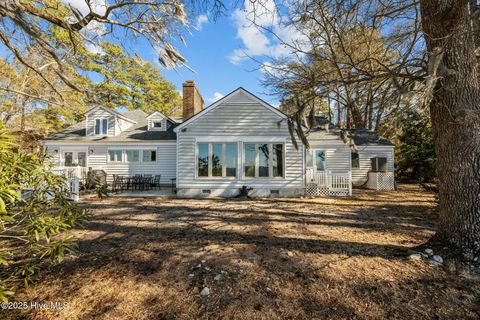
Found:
<box><xmin>44</xmin><ymin>108</ymin><xmax>177</xmax><ymax>142</ymax></box>
<box><xmin>305</xmin><ymin>115</ymin><xmax>393</xmax><ymax>146</ymax></box>
<box><xmin>347</xmin><ymin>128</ymin><xmax>394</xmax><ymax>146</ymax></box>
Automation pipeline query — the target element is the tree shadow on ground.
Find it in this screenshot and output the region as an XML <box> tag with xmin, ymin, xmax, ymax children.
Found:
<box><xmin>6</xmin><ymin>189</ymin><xmax>480</xmax><ymax>320</ymax></box>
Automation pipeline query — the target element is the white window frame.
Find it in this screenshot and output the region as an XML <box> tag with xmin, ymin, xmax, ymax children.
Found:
<box><xmin>94</xmin><ymin>118</ymin><xmax>109</xmax><ymax>136</ymax></box>
<box><xmin>195</xmin><ymin>142</ymin><xmax>238</xmax><ymax>179</ymax></box>
<box><xmin>142</xmin><ymin>149</ymin><xmax>157</xmax><ymax>163</ymax></box>
<box><xmin>242</xmin><ymin>143</ymin><xmax>285</xmax><ymax>179</ymax></box>
<box><xmin>306</xmin><ymin>149</ymin><xmax>327</xmax><ymax>172</ymax></box>
<box><xmin>125</xmin><ymin>149</ymin><xmax>140</xmax><ymax>163</ymax></box>
<box><xmin>62</xmin><ymin>150</ymin><xmax>88</xmax><ymax>167</ymax></box>
<box><xmin>371</xmin><ymin>157</ymin><xmax>388</xmax><ymax>172</ymax></box>
<box><xmin>108</xmin><ymin>149</ymin><xmax>123</xmax><ymax>162</ymax></box>
<box><xmin>351</xmin><ymin>152</ymin><xmax>360</xmax><ymax>169</ymax></box>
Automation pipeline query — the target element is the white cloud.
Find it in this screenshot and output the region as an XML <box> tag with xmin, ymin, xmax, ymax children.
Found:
<box><xmin>195</xmin><ymin>15</ymin><xmax>209</xmax><ymax>31</ymax></box>
<box><xmin>85</xmin><ymin>42</ymin><xmax>104</xmax><ymax>54</ymax></box>
<box><xmin>63</xmin><ymin>0</ymin><xmax>106</xmax><ymax>16</ymax></box>
<box><xmin>228</xmin><ymin>0</ymin><xmax>307</xmax><ymax>65</ymax></box>
<box><xmin>208</xmin><ymin>92</ymin><xmax>224</xmax><ymax>103</ymax></box>
<box><xmin>63</xmin><ymin>0</ymin><xmax>107</xmax><ymax>35</ymax></box>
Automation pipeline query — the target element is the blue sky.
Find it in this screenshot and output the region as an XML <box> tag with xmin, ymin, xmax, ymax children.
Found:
<box><xmin>1</xmin><ymin>0</ymin><xmax>301</xmax><ymax>108</ymax></box>
<box><xmin>159</xmin><ymin>15</ymin><xmax>277</xmax><ymax>106</ymax></box>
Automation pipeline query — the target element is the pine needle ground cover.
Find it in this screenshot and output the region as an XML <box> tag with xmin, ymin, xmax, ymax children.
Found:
<box><xmin>2</xmin><ymin>184</ymin><xmax>479</xmax><ymax>319</ymax></box>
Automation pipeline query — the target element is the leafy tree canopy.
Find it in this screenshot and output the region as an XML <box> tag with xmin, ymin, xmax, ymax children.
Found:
<box><xmin>83</xmin><ymin>42</ymin><xmax>182</xmax><ymax>115</ymax></box>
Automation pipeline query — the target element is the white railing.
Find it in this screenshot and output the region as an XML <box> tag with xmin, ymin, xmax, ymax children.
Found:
<box><xmin>305</xmin><ymin>169</ymin><xmax>352</xmax><ymax>196</ymax></box>
<box><xmin>50</xmin><ymin>166</ymin><xmax>84</xmax><ymax>201</ymax></box>
<box><xmin>52</xmin><ymin>166</ymin><xmax>88</xmax><ymax>182</ymax></box>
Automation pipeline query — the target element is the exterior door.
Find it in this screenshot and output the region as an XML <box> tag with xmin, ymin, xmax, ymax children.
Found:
<box><xmin>63</xmin><ymin>151</ymin><xmax>87</xmax><ymax>167</ymax></box>
<box><xmin>306</xmin><ymin>149</ymin><xmax>326</xmax><ymax>171</ymax></box>
<box><xmin>314</xmin><ymin>150</ymin><xmax>326</xmax><ymax>171</ymax></box>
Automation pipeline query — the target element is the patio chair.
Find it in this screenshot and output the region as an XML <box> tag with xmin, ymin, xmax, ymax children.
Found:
<box><xmin>152</xmin><ymin>175</ymin><xmax>161</xmax><ymax>190</ymax></box>
<box><xmin>133</xmin><ymin>175</ymin><xmax>143</xmax><ymax>190</ymax></box>
<box><xmin>112</xmin><ymin>174</ymin><xmax>118</xmax><ymax>192</ymax></box>
<box><xmin>117</xmin><ymin>176</ymin><xmax>127</xmax><ymax>192</ymax></box>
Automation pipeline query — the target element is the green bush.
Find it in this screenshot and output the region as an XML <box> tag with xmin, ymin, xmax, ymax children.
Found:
<box><xmin>0</xmin><ymin>122</ymin><xmax>88</xmax><ymax>300</ymax></box>
<box><xmin>396</xmin><ymin>109</ymin><xmax>436</xmax><ymax>182</ymax></box>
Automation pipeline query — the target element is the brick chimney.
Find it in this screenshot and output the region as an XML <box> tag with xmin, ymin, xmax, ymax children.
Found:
<box><xmin>182</xmin><ymin>80</ymin><xmax>204</xmax><ymax>120</ymax></box>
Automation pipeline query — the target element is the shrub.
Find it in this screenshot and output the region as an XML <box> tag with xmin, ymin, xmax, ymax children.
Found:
<box><xmin>0</xmin><ymin>122</ymin><xmax>88</xmax><ymax>300</ymax></box>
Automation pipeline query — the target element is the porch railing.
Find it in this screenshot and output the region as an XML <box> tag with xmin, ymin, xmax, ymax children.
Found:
<box><xmin>305</xmin><ymin>169</ymin><xmax>352</xmax><ymax>196</ymax></box>
<box><xmin>50</xmin><ymin>166</ymin><xmax>85</xmax><ymax>201</ymax></box>
<box><xmin>52</xmin><ymin>166</ymin><xmax>88</xmax><ymax>182</ymax></box>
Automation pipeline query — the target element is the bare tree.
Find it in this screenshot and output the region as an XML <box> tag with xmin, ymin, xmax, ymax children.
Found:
<box><xmin>420</xmin><ymin>0</ymin><xmax>480</xmax><ymax>260</ymax></box>
<box><xmin>0</xmin><ymin>0</ymin><xmax>224</xmax><ymax>102</ymax></box>
<box><xmin>256</xmin><ymin>0</ymin><xmax>479</xmax><ymax>259</ymax></box>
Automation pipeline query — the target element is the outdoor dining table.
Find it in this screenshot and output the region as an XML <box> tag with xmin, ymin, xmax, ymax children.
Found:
<box><xmin>120</xmin><ymin>175</ymin><xmax>153</xmax><ymax>191</ymax></box>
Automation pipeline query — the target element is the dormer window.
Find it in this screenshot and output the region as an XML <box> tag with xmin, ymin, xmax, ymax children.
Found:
<box><xmin>146</xmin><ymin>111</ymin><xmax>169</xmax><ymax>131</ymax></box>
<box><xmin>148</xmin><ymin>119</ymin><xmax>165</xmax><ymax>131</ymax></box>
<box><xmin>95</xmin><ymin>118</ymin><xmax>108</xmax><ymax>135</ymax></box>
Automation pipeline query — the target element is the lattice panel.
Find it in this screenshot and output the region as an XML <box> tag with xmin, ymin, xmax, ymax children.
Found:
<box><xmin>305</xmin><ymin>184</ymin><xmax>349</xmax><ymax>196</ymax></box>
<box><xmin>305</xmin><ymin>183</ymin><xmax>319</xmax><ymax>196</ymax></box>
<box><xmin>368</xmin><ymin>172</ymin><xmax>395</xmax><ymax>190</ymax></box>
<box><xmin>329</xmin><ymin>189</ymin><xmax>350</xmax><ymax>196</ymax></box>
<box><xmin>376</xmin><ymin>172</ymin><xmax>395</xmax><ymax>190</ymax></box>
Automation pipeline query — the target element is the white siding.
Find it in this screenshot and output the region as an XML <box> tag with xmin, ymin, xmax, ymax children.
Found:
<box><xmin>176</xmin><ymin>90</ymin><xmax>304</xmax><ymax>193</ymax></box>
<box><xmin>307</xmin><ymin>131</ymin><xmax>351</xmax><ymax>173</ymax></box>
<box><xmin>147</xmin><ymin>116</ymin><xmax>167</xmax><ymax>131</ymax></box>
<box><xmin>45</xmin><ymin>145</ymin><xmax>88</xmax><ymax>166</ymax></box>
<box><xmin>116</xmin><ymin>117</ymin><xmax>133</xmax><ymax>134</ymax></box>
<box><xmin>45</xmin><ymin>143</ymin><xmax>177</xmax><ymax>183</ymax></box>
<box><xmin>352</xmin><ymin>146</ymin><xmax>394</xmax><ymax>186</ymax></box>
<box><xmin>86</xmin><ymin>108</ymin><xmax>115</xmax><ymax>136</ymax></box>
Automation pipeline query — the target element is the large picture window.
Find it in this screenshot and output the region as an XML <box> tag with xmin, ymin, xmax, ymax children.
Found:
<box><xmin>243</xmin><ymin>143</ymin><xmax>284</xmax><ymax>178</ymax></box>
<box><xmin>244</xmin><ymin>144</ymin><xmax>255</xmax><ymax>177</ymax></box>
<box><xmin>197</xmin><ymin>143</ymin><xmax>237</xmax><ymax>178</ymax></box>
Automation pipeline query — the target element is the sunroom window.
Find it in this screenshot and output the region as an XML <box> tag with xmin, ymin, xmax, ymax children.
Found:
<box><xmin>143</xmin><ymin>150</ymin><xmax>157</xmax><ymax>162</ymax></box>
<box><xmin>197</xmin><ymin>143</ymin><xmax>237</xmax><ymax>178</ymax></box>
<box><xmin>108</xmin><ymin>150</ymin><xmax>122</xmax><ymax>162</ymax></box>
<box><xmin>126</xmin><ymin>150</ymin><xmax>140</xmax><ymax>162</ymax></box>
<box><xmin>243</xmin><ymin>143</ymin><xmax>284</xmax><ymax>178</ymax></box>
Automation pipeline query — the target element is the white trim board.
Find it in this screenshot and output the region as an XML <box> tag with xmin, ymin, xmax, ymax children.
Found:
<box><xmin>195</xmin><ymin>136</ymin><xmax>287</xmax><ymax>143</ymax></box>
<box><xmin>43</xmin><ymin>141</ymin><xmax>176</xmax><ymax>145</ymax></box>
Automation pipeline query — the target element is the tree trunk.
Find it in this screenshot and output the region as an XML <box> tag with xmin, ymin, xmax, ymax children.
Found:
<box><xmin>420</xmin><ymin>0</ymin><xmax>480</xmax><ymax>259</ymax></box>
<box><xmin>20</xmin><ymin>99</ymin><xmax>26</xmax><ymax>133</ymax></box>
<box><xmin>469</xmin><ymin>0</ymin><xmax>480</xmax><ymax>50</ymax></box>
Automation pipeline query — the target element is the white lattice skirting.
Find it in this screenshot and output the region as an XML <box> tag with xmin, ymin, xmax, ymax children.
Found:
<box><xmin>305</xmin><ymin>183</ymin><xmax>350</xmax><ymax>196</ymax></box>
<box><xmin>367</xmin><ymin>172</ymin><xmax>395</xmax><ymax>191</ymax></box>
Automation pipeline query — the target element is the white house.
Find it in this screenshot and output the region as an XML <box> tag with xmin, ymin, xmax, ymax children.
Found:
<box><xmin>43</xmin><ymin>81</ymin><xmax>395</xmax><ymax>197</ymax></box>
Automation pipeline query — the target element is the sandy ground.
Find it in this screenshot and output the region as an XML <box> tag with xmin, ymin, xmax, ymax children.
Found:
<box><xmin>3</xmin><ymin>184</ymin><xmax>479</xmax><ymax>319</ymax></box>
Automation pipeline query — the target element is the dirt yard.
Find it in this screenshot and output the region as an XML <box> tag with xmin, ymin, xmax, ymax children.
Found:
<box><xmin>3</xmin><ymin>184</ymin><xmax>480</xmax><ymax>319</ymax></box>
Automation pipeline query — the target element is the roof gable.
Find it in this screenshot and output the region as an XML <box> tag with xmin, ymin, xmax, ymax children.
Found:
<box><xmin>85</xmin><ymin>105</ymin><xmax>137</xmax><ymax>124</ymax></box>
<box><xmin>146</xmin><ymin>111</ymin><xmax>166</xmax><ymax>120</ymax></box>
<box><xmin>174</xmin><ymin>87</ymin><xmax>287</xmax><ymax>132</ymax></box>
